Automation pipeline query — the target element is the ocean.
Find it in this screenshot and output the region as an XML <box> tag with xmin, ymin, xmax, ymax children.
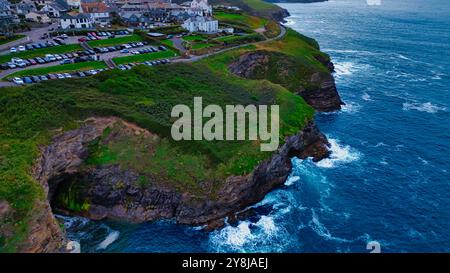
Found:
<box><xmin>60</xmin><ymin>0</ymin><xmax>450</xmax><ymax>252</ymax></box>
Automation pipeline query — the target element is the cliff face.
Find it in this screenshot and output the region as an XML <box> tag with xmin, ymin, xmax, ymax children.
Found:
<box><xmin>28</xmin><ymin>117</ymin><xmax>328</xmax><ymax>251</ymax></box>
<box><xmin>229</xmin><ymin>50</ymin><xmax>343</xmax><ymax>112</ymax></box>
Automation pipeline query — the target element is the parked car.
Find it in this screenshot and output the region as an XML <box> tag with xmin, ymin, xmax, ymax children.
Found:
<box><xmin>63</xmin><ymin>73</ymin><xmax>72</xmax><ymax>78</ymax></box>
<box><xmin>56</xmin><ymin>74</ymin><xmax>65</xmax><ymax>79</ymax></box>
<box><xmin>48</xmin><ymin>74</ymin><xmax>57</xmax><ymax>80</ymax></box>
<box><xmin>25</xmin><ymin>44</ymin><xmax>34</xmax><ymax>50</ymax></box>
<box><xmin>7</xmin><ymin>62</ymin><xmax>16</xmax><ymax>69</ymax></box>
<box><xmin>66</xmin><ymin>53</ymin><xmax>73</xmax><ymax>58</ymax></box>
<box><xmin>23</xmin><ymin>77</ymin><xmax>32</xmax><ymax>84</ymax></box>
<box><xmin>36</xmin><ymin>57</ymin><xmax>45</xmax><ymax>64</ymax></box>
<box><xmin>31</xmin><ymin>76</ymin><xmax>41</xmax><ymax>83</ymax></box>
<box><xmin>120</xmin><ymin>49</ymin><xmax>129</xmax><ymax>53</ymax></box>
<box><xmin>18</xmin><ymin>45</ymin><xmax>26</xmax><ymax>52</ymax></box>
<box><xmin>40</xmin><ymin>75</ymin><xmax>48</xmax><ymax>81</ymax></box>
<box><xmin>158</xmin><ymin>45</ymin><xmax>167</xmax><ymax>51</ymax></box>
<box><xmin>12</xmin><ymin>77</ymin><xmax>24</xmax><ymax>85</ymax></box>
<box><xmin>77</xmin><ymin>71</ymin><xmax>86</xmax><ymax>77</ymax></box>
<box><xmin>54</xmin><ymin>54</ymin><xmax>63</xmax><ymax>60</ymax></box>
<box><xmin>28</xmin><ymin>58</ymin><xmax>37</xmax><ymax>65</ymax></box>
<box><xmin>10</xmin><ymin>47</ymin><xmax>17</xmax><ymax>53</ymax></box>
<box><xmin>88</xmin><ymin>69</ymin><xmax>97</xmax><ymax>75</ymax></box>
<box><xmin>60</xmin><ymin>59</ymin><xmax>72</xmax><ymax>65</ymax></box>
<box><xmin>78</xmin><ymin>37</ymin><xmax>87</xmax><ymax>43</ymax></box>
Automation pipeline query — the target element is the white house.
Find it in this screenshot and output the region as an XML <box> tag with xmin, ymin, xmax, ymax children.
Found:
<box><xmin>190</xmin><ymin>0</ymin><xmax>212</xmax><ymax>16</ymax></box>
<box><xmin>182</xmin><ymin>16</ymin><xmax>218</xmax><ymax>33</ymax></box>
<box><xmin>66</xmin><ymin>0</ymin><xmax>80</xmax><ymax>8</ymax></box>
<box><xmin>80</xmin><ymin>1</ymin><xmax>111</xmax><ymax>25</ymax></box>
<box><xmin>59</xmin><ymin>13</ymin><xmax>93</xmax><ymax>29</ymax></box>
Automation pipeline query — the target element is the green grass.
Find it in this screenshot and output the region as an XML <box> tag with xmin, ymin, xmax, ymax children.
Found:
<box><xmin>161</xmin><ymin>39</ymin><xmax>174</xmax><ymax>47</ymax></box>
<box><xmin>0</xmin><ymin>44</ymin><xmax>82</xmax><ymax>64</ymax></box>
<box><xmin>87</xmin><ymin>34</ymin><xmax>143</xmax><ymax>47</ymax></box>
<box><xmin>241</xmin><ymin>0</ymin><xmax>274</xmax><ymax>11</ymax></box>
<box><xmin>214</xmin><ymin>11</ymin><xmax>267</xmax><ymax>29</ymax></box>
<box><xmin>182</xmin><ymin>35</ymin><xmax>206</xmax><ymax>42</ymax></box>
<box><xmin>3</xmin><ymin>61</ymin><xmax>107</xmax><ymax>80</ymax></box>
<box><xmin>191</xmin><ymin>43</ymin><xmax>214</xmax><ymax>50</ymax></box>
<box><xmin>0</xmin><ymin>35</ymin><xmax>26</xmax><ymax>45</ymax></box>
<box><xmin>112</xmin><ymin>50</ymin><xmax>178</xmax><ymax>65</ymax></box>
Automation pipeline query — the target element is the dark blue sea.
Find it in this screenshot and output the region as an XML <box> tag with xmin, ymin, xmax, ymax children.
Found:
<box><xmin>60</xmin><ymin>0</ymin><xmax>450</xmax><ymax>252</ymax></box>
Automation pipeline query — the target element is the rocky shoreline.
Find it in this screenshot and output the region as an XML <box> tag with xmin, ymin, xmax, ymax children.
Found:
<box><xmin>23</xmin><ymin>116</ymin><xmax>329</xmax><ymax>252</ymax></box>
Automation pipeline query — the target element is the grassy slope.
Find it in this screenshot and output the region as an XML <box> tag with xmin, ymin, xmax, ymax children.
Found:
<box><xmin>112</xmin><ymin>50</ymin><xmax>178</xmax><ymax>65</ymax></box>
<box><xmin>4</xmin><ymin>61</ymin><xmax>107</xmax><ymax>79</ymax></box>
<box><xmin>0</xmin><ymin>44</ymin><xmax>82</xmax><ymax>64</ymax></box>
<box><xmin>0</xmin><ymin>35</ymin><xmax>26</xmax><ymax>45</ymax></box>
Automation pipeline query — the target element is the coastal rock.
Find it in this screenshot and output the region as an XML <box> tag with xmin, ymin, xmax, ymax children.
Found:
<box><xmin>297</xmin><ymin>72</ymin><xmax>343</xmax><ymax>112</ymax></box>
<box><xmin>23</xmin><ymin>117</ymin><xmax>119</xmax><ymax>253</ymax></box>
<box><xmin>45</xmin><ymin>119</ymin><xmax>328</xmax><ymax>227</ymax></box>
<box><xmin>229</xmin><ymin>51</ymin><xmax>343</xmax><ymax>112</ymax></box>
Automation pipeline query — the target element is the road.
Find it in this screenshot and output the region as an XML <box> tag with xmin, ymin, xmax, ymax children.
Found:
<box><xmin>0</xmin><ymin>26</ymin><xmax>286</xmax><ymax>87</ymax></box>
<box><xmin>174</xmin><ymin>25</ymin><xmax>286</xmax><ymax>63</ymax></box>
<box><xmin>0</xmin><ymin>23</ymin><xmax>58</xmax><ymax>53</ymax></box>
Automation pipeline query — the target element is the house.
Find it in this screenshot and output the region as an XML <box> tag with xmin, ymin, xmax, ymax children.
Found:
<box><xmin>43</xmin><ymin>0</ymin><xmax>69</xmax><ymax>17</ymax></box>
<box><xmin>14</xmin><ymin>1</ymin><xmax>36</xmax><ymax>15</ymax></box>
<box><xmin>182</xmin><ymin>15</ymin><xmax>218</xmax><ymax>33</ymax></box>
<box><xmin>0</xmin><ymin>0</ymin><xmax>20</xmax><ymax>32</ymax></box>
<box><xmin>25</xmin><ymin>11</ymin><xmax>51</xmax><ymax>23</ymax></box>
<box><xmin>190</xmin><ymin>0</ymin><xmax>211</xmax><ymax>16</ymax></box>
<box><xmin>66</xmin><ymin>0</ymin><xmax>80</xmax><ymax>8</ymax></box>
<box><xmin>80</xmin><ymin>1</ymin><xmax>112</xmax><ymax>25</ymax></box>
<box><xmin>59</xmin><ymin>12</ymin><xmax>93</xmax><ymax>29</ymax></box>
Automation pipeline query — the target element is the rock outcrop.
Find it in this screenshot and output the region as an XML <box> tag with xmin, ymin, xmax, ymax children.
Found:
<box><xmin>229</xmin><ymin>51</ymin><xmax>343</xmax><ymax>112</ymax></box>
<box><xmin>22</xmin><ymin>117</ymin><xmax>119</xmax><ymax>252</ymax></box>
<box><xmin>30</xmin><ymin>117</ymin><xmax>328</xmax><ymax>250</ymax></box>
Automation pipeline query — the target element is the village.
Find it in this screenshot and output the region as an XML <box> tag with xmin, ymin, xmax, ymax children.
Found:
<box><xmin>0</xmin><ymin>0</ymin><xmax>278</xmax><ymax>86</ymax></box>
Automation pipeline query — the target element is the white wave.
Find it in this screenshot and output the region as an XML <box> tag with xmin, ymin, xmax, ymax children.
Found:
<box><xmin>341</xmin><ymin>101</ymin><xmax>361</xmax><ymax>113</ymax></box>
<box><xmin>96</xmin><ymin>230</ymin><xmax>120</xmax><ymax>250</ymax></box>
<box><xmin>361</xmin><ymin>93</ymin><xmax>372</xmax><ymax>101</ymax></box>
<box><xmin>402</xmin><ymin>102</ymin><xmax>447</xmax><ymax>113</ymax></box>
<box><xmin>282</xmin><ymin>18</ymin><xmax>296</xmax><ymax>26</ymax></box>
<box><xmin>316</xmin><ymin>138</ymin><xmax>361</xmax><ymax>168</ymax></box>
<box><xmin>418</xmin><ymin>157</ymin><xmax>429</xmax><ymax>165</ymax></box>
<box><xmin>334</xmin><ymin>62</ymin><xmax>354</xmax><ymax>76</ymax></box>
<box><xmin>308</xmin><ymin>209</ymin><xmax>351</xmax><ymax>243</ymax></box>
<box><xmin>285</xmin><ymin>174</ymin><xmax>300</xmax><ymax>186</ymax></box>
<box><xmin>397</xmin><ymin>54</ymin><xmax>411</xmax><ymax>61</ymax></box>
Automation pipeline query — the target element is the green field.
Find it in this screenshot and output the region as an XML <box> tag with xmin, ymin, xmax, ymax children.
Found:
<box><xmin>191</xmin><ymin>43</ymin><xmax>214</xmax><ymax>50</ymax></box>
<box><xmin>241</xmin><ymin>0</ymin><xmax>274</xmax><ymax>11</ymax></box>
<box><xmin>112</xmin><ymin>50</ymin><xmax>178</xmax><ymax>65</ymax></box>
<box><xmin>214</xmin><ymin>11</ymin><xmax>267</xmax><ymax>29</ymax></box>
<box><xmin>0</xmin><ymin>35</ymin><xmax>26</xmax><ymax>45</ymax></box>
<box><xmin>0</xmin><ymin>44</ymin><xmax>82</xmax><ymax>64</ymax></box>
<box><xmin>161</xmin><ymin>39</ymin><xmax>174</xmax><ymax>47</ymax></box>
<box><xmin>87</xmin><ymin>34</ymin><xmax>144</xmax><ymax>47</ymax></box>
<box><xmin>4</xmin><ymin>61</ymin><xmax>107</xmax><ymax>79</ymax></box>
<box><xmin>182</xmin><ymin>35</ymin><xmax>207</xmax><ymax>42</ymax></box>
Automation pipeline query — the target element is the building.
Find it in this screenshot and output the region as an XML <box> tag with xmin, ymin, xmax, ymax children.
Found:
<box><xmin>0</xmin><ymin>0</ymin><xmax>20</xmax><ymax>33</ymax></box>
<box><xmin>14</xmin><ymin>1</ymin><xmax>36</xmax><ymax>15</ymax></box>
<box><xmin>66</xmin><ymin>0</ymin><xmax>81</xmax><ymax>8</ymax></box>
<box><xmin>59</xmin><ymin>13</ymin><xmax>93</xmax><ymax>29</ymax></box>
<box><xmin>80</xmin><ymin>1</ymin><xmax>112</xmax><ymax>25</ymax></box>
<box><xmin>43</xmin><ymin>0</ymin><xmax>69</xmax><ymax>17</ymax></box>
<box><xmin>182</xmin><ymin>15</ymin><xmax>218</xmax><ymax>33</ymax></box>
<box><xmin>190</xmin><ymin>0</ymin><xmax>211</xmax><ymax>16</ymax></box>
<box><xmin>25</xmin><ymin>11</ymin><xmax>51</xmax><ymax>23</ymax></box>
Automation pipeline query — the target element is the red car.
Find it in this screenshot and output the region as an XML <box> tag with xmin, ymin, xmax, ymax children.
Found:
<box><xmin>78</xmin><ymin>37</ymin><xmax>87</xmax><ymax>42</ymax></box>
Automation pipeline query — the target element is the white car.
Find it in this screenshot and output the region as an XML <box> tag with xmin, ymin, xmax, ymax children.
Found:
<box><xmin>88</xmin><ymin>69</ymin><xmax>97</xmax><ymax>75</ymax></box>
<box><xmin>10</xmin><ymin>47</ymin><xmax>17</xmax><ymax>53</ymax></box>
<box><xmin>56</xmin><ymin>74</ymin><xmax>65</xmax><ymax>79</ymax></box>
<box><xmin>18</xmin><ymin>45</ymin><xmax>26</xmax><ymax>52</ymax></box>
<box><xmin>63</xmin><ymin>73</ymin><xmax>72</xmax><ymax>78</ymax></box>
<box><xmin>12</xmin><ymin>77</ymin><xmax>24</xmax><ymax>85</ymax></box>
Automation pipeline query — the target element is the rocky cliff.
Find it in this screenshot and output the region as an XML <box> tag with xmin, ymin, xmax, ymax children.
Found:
<box><xmin>29</xmin><ymin>117</ymin><xmax>328</xmax><ymax>250</ymax></box>
<box><xmin>229</xmin><ymin>50</ymin><xmax>343</xmax><ymax>112</ymax></box>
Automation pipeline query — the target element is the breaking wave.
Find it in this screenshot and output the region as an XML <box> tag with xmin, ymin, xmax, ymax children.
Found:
<box><xmin>402</xmin><ymin>102</ymin><xmax>447</xmax><ymax>113</ymax></box>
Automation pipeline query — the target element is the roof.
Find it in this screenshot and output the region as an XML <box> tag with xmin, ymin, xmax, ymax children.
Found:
<box><xmin>59</xmin><ymin>12</ymin><xmax>90</xmax><ymax>19</ymax></box>
<box><xmin>81</xmin><ymin>2</ymin><xmax>112</xmax><ymax>13</ymax></box>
